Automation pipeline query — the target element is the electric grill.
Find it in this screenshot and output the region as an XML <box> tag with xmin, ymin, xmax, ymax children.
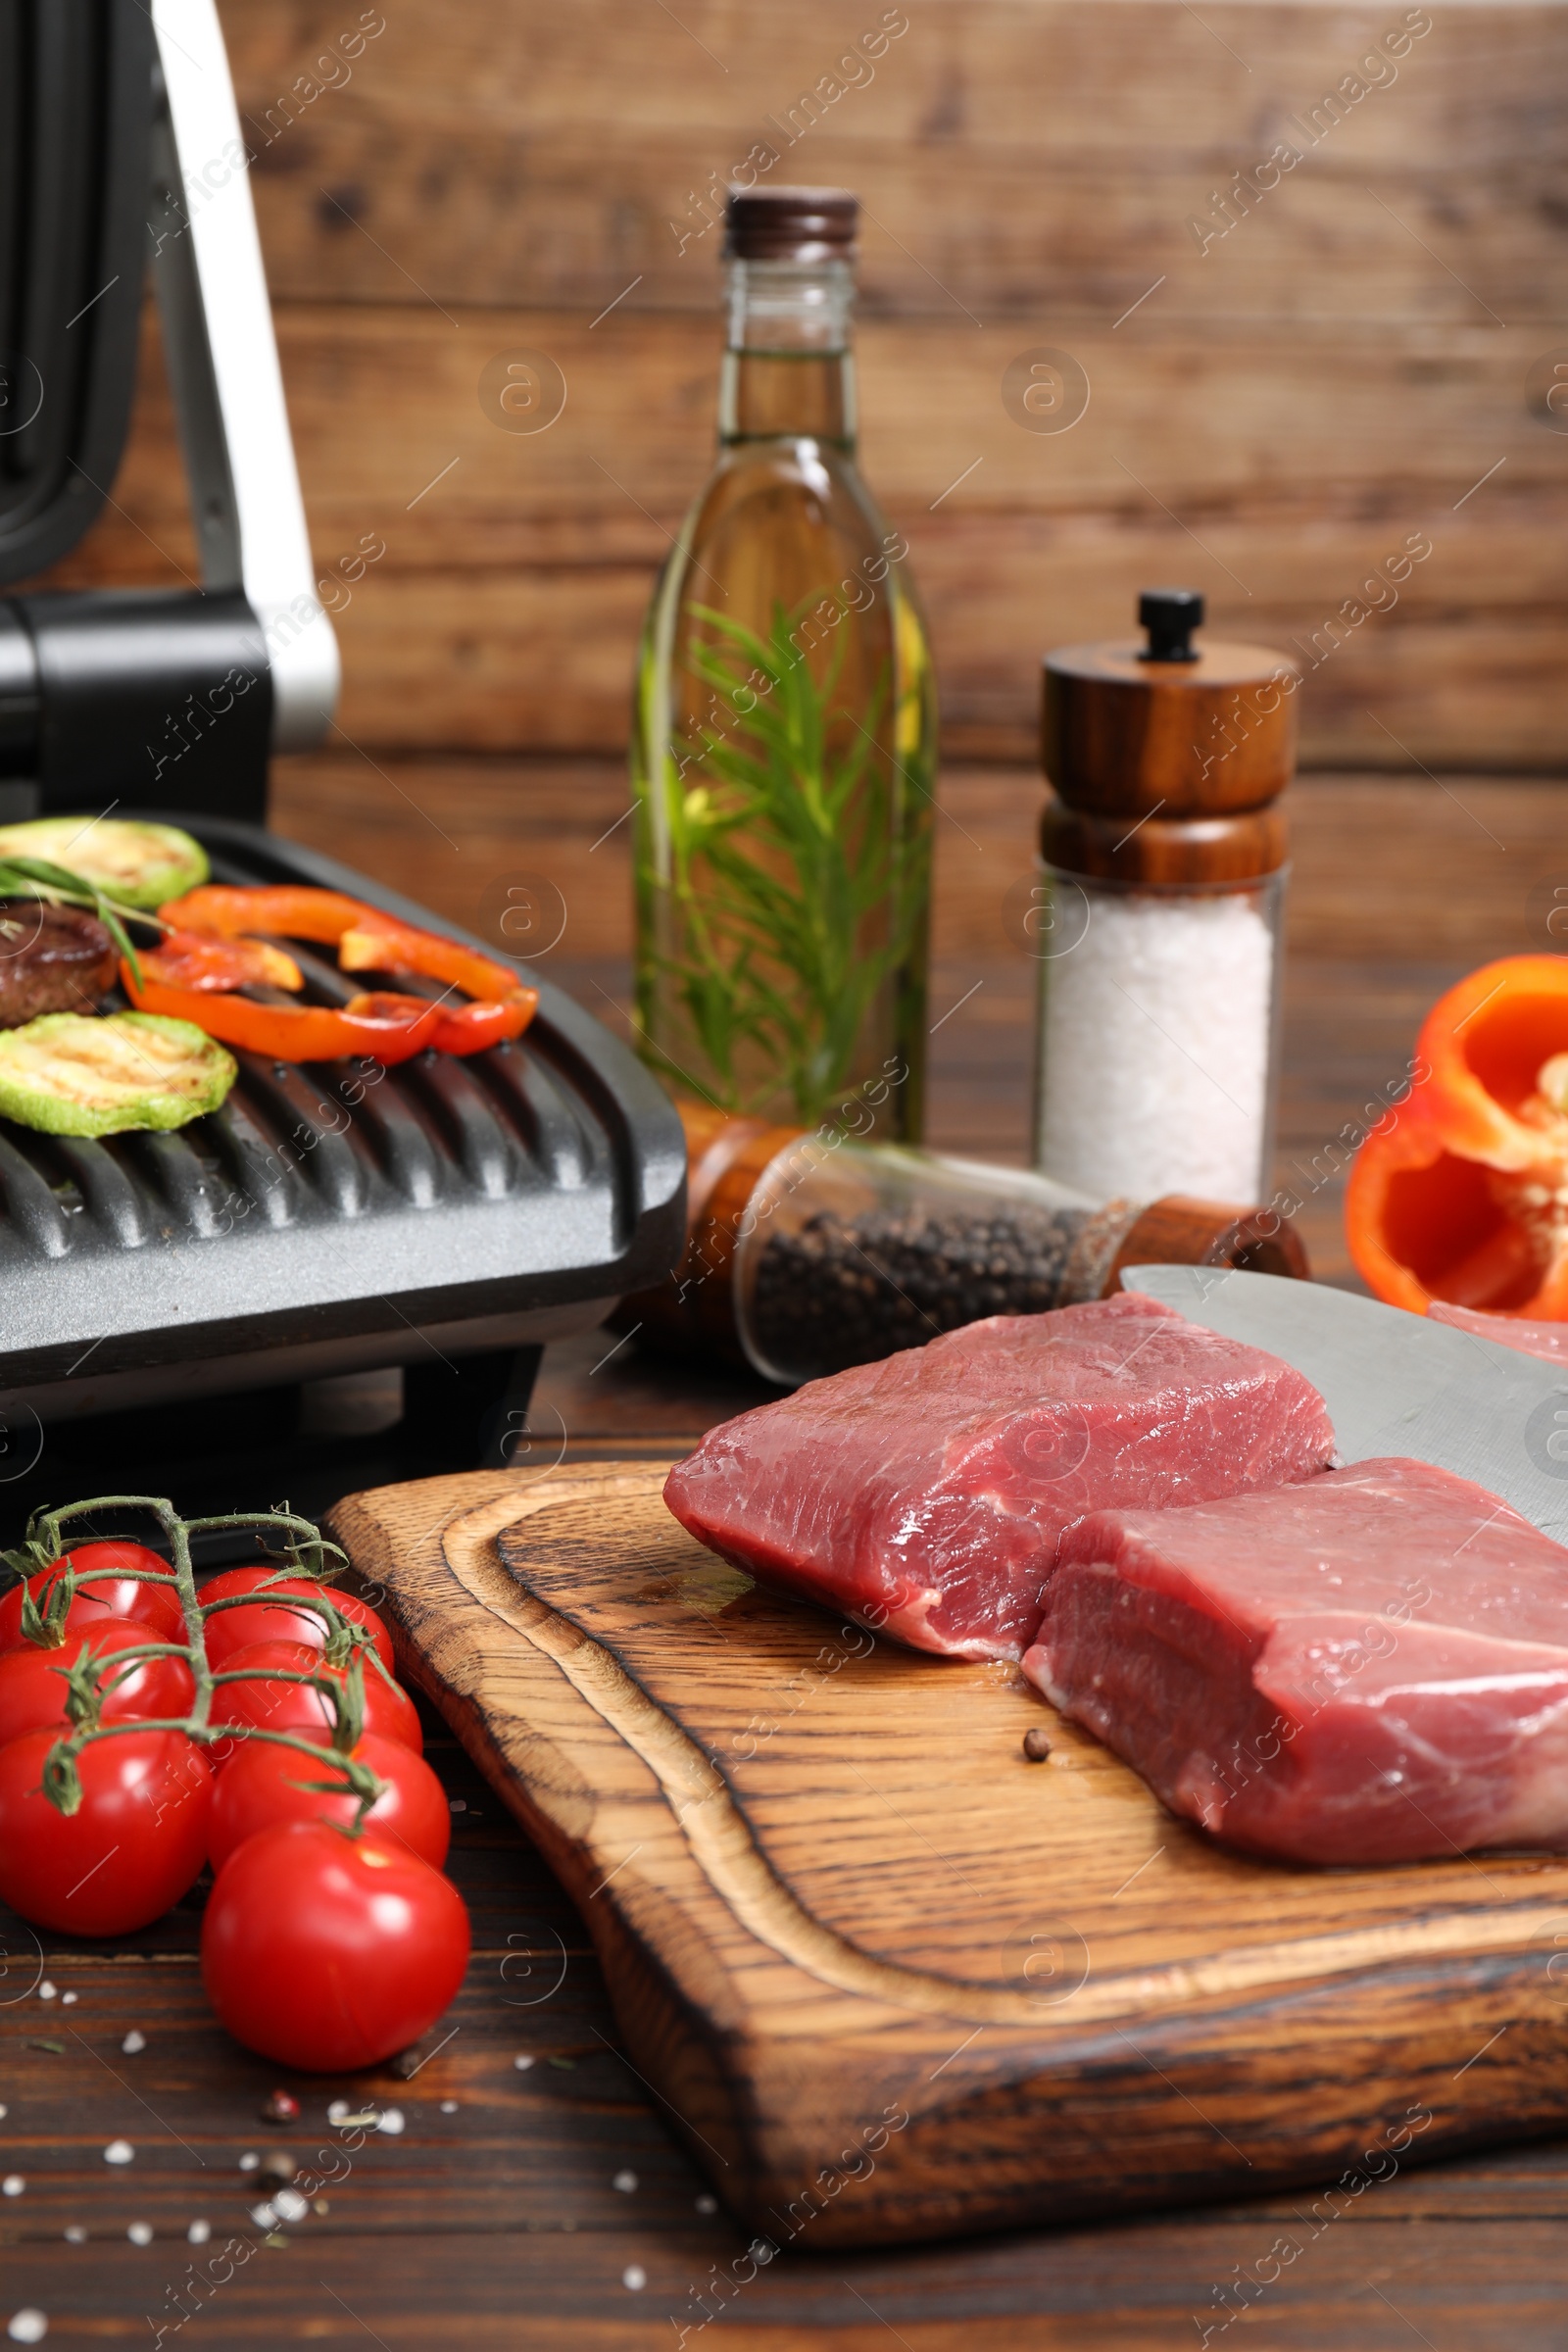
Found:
<box><xmin>0</xmin><ymin>1</ymin><xmax>684</xmax><ymax>1445</ymax></box>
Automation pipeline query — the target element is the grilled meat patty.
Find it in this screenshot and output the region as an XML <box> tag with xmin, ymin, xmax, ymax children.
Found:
<box><xmin>0</xmin><ymin>902</ymin><xmax>117</xmax><ymax>1029</ymax></box>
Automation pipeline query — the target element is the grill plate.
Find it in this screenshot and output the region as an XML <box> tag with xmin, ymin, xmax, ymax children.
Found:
<box><xmin>0</xmin><ymin>819</ymin><xmax>684</xmax><ymax>1414</ymax></box>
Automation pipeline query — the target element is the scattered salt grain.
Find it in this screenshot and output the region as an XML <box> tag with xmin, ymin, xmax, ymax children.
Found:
<box><xmin>249</xmin><ymin>2203</ymin><xmax>277</xmax><ymax>2230</ymax></box>
<box><xmin>272</xmin><ymin>2188</ymin><xmax>308</xmax><ymax>2224</ymax></box>
<box><xmin>58</xmin><ymin>1994</ymin><xmax>75</xmax><ymax>2008</ymax></box>
<box><xmin>449</xmin><ymin>1798</ymin><xmax>466</xmax><ymax>1813</ymax></box>
<box><xmin>35</xmin><ymin>1984</ymin><xmax>54</xmax><ymax>2004</ymax></box>
<box><xmin>120</xmin><ymin>2032</ymin><xmax>145</xmax><ymax>2055</ymax></box>
<box><xmin>126</xmin><ymin>2224</ymin><xmax>152</xmax><ymax>2246</ymax></box>
<box><xmin>512</xmin><ymin>2054</ymin><xmax>534</xmax><ymax>2073</ymax></box>
<box><xmin>439</xmin><ymin>2100</ymin><xmax>459</xmax><ymax>2115</ymax></box>
<box><xmin>695</xmin><ymin>2194</ymin><xmax>717</xmax><ymax>2214</ymax></box>
<box><xmin>63</xmin><ymin>2230</ymin><xmax>85</xmax><ymax>2246</ymax></box>
<box><xmin>1</xmin><ymin>2179</ymin><xmax>21</xmax><ymax>2197</ymax></box>
<box><xmin>187</xmin><ymin>2221</ymin><xmax>210</xmax><ymax>2245</ymax></box>
<box><xmin>612</xmin><ymin>2170</ymin><xmax>637</xmax><ymax>2193</ymax></box>
<box><xmin>102</xmin><ymin>2141</ymin><xmax>133</xmax><ymax>2167</ymax></box>
<box><xmin>622</xmin><ymin>2266</ymin><xmax>647</xmax><ymax>2292</ymax></box>
<box><xmin>238</xmin><ymin>2152</ymin><xmax>260</xmax><ymax>2173</ymax></box>
<box><xmin>6</xmin><ymin>2312</ymin><xmax>46</xmax><ymax>2344</ymax></box>
<box><xmin>375</xmin><ymin>2108</ymin><xmax>405</xmax><ymax>2136</ymax></box>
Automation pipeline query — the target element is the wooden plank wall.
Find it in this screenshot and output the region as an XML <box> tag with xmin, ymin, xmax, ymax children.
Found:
<box><xmin>29</xmin><ymin>0</ymin><xmax>1568</xmax><ymax>770</ymax></box>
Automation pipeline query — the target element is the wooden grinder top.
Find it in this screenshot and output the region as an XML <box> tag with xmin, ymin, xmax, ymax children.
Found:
<box><xmin>1042</xmin><ymin>589</ymin><xmax>1299</xmax><ymax>884</ymax></box>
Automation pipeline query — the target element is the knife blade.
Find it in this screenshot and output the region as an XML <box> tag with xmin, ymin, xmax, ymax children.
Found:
<box><xmin>1120</xmin><ymin>1264</ymin><xmax>1568</xmax><ymax>1541</ymax></box>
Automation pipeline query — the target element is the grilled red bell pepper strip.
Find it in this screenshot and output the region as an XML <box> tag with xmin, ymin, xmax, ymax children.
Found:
<box><xmin>163</xmin><ymin>888</ymin><xmax>526</xmax><ymax>991</ymax></box>
<box><xmin>140</xmin><ymin>931</ymin><xmax>304</xmax><ymax>995</ymax></box>
<box><xmin>121</xmin><ymin>969</ymin><xmax>445</xmax><ymax>1063</ymax></box>
<box><xmin>424</xmin><ymin>999</ymin><xmax>534</xmax><ymax>1054</ymax></box>
<box><xmin>335</xmin><ymin>918</ymin><xmax>525</xmax><ymax>1004</ymax></box>
<box><xmin>156</xmin><ymin>886</ymin><xmax>539</xmax><ymax>1056</ymax></box>
<box><xmin>160</xmin><ymin>887</ymin><xmax>373</xmax><ymax>946</ymax></box>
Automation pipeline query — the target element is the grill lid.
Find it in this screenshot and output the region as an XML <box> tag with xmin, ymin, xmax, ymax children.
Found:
<box><xmin>0</xmin><ymin>0</ymin><xmax>152</xmax><ymax>585</ymax></box>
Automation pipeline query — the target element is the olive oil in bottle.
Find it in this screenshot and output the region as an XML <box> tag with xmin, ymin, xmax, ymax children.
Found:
<box><xmin>630</xmin><ymin>186</ymin><xmax>935</xmax><ymax>1138</ymax></box>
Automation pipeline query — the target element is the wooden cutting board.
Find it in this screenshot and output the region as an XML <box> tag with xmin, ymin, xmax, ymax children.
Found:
<box><xmin>327</xmin><ymin>1461</ymin><xmax>1568</xmax><ymax>2250</ymax></box>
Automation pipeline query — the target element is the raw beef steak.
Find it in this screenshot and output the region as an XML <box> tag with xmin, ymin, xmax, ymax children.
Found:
<box><xmin>663</xmin><ymin>1294</ymin><xmax>1336</xmax><ymax>1660</ymax></box>
<box><xmin>1025</xmin><ymin>1456</ymin><xmax>1568</xmax><ymax>1863</ymax></box>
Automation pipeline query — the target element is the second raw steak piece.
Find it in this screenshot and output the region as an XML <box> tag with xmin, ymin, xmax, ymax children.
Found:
<box><xmin>1025</xmin><ymin>1456</ymin><xmax>1568</xmax><ymax>1863</ymax></box>
<box><xmin>663</xmin><ymin>1295</ymin><xmax>1335</xmax><ymax>1660</ymax></box>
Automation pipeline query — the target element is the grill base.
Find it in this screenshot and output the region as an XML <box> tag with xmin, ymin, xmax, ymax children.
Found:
<box><xmin>0</xmin><ymin>1339</ymin><xmax>564</xmax><ymax>1557</ymax></box>
<box><xmin>0</xmin><ymin>1296</ymin><xmax>611</xmax><ymax>1425</ymax></box>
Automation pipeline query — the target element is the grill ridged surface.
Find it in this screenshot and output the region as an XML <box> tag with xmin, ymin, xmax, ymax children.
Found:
<box><xmin>0</xmin><ymin>1032</ymin><xmax>623</xmax><ymax>1263</ymax></box>
<box><xmin>0</xmin><ymin>1129</ymin><xmax>69</xmax><ymax>1255</ymax></box>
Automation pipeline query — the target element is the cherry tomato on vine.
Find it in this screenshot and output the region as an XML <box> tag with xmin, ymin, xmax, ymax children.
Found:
<box><xmin>0</xmin><ymin>1726</ymin><xmax>212</xmax><ymax>1935</ymax></box>
<box><xmin>0</xmin><ymin>1622</ymin><xmax>194</xmax><ymax>1747</ymax></box>
<box><xmin>208</xmin><ymin>1729</ymin><xmax>449</xmax><ymax>1871</ymax></box>
<box><xmin>210</xmin><ymin>1640</ymin><xmax>421</xmax><ymax>1761</ymax></box>
<box><xmin>202</xmin><ymin>1821</ymin><xmax>469</xmax><ymax>2069</ymax></box>
<box><xmin>0</xmin><ymin>1542</ymin><xmax>184</xmax><ymax>1654</ymax></box>
<box><xmin>199</xmin><ymin>1569</ymin><xmax>393</xmax><ymax>1672</ymax></box>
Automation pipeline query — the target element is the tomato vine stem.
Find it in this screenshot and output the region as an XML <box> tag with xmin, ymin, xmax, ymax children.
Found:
<box><xmin>0</xmin><ymin>1495</ymin><xmax>386</xmax><ymax>1829</ymax></box>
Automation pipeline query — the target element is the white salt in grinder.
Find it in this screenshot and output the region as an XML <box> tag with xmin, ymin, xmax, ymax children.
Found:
<box><xmin>1031</xmin><ymin>589</ymin><xmax>1298</xmax><ymax>1203</ymax></box>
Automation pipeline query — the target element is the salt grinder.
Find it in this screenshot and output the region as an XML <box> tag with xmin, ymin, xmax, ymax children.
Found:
<box><xmin>1031</xmin><ymin>589</ymin><xmax>1299</xmax><ymax>1202</ymax></box>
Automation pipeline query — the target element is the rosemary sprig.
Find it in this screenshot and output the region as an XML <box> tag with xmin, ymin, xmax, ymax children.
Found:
<box><xmin>638</xmin><ymin>597</ymin><xmax>930</xmax><ymax>1120</ymax></box>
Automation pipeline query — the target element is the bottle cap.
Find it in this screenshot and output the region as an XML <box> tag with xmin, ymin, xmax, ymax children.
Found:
<box><xmin>1043</xmin><ymin>587</ymin><xmax>1300</xmax><ymax>820</ymax></box>
<box><xmin>724</xmin><ymin>187</ymin><xmax>858</xmax><ymax>263</ymax></box>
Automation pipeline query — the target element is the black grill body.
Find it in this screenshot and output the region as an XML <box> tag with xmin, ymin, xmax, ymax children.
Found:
<box><xmin>0</xmin><ymin>818</ymin><xmax>685</xmax><ymax>1421</ymax></box>
<box><xmin>0</xmin><ymin>3</ymin><xmax>686</xmax><ymax>1446</ymax></box>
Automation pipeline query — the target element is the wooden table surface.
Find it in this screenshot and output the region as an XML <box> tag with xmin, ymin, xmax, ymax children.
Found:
<box><xmin>3</xmin><ymin>760</ymin><xmax>1565</xmax><ymax>2348</ymax></box>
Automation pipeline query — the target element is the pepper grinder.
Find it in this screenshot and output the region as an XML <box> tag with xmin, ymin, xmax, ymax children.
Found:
<box><xmin>1031</xmin><ymin>588</ymin><xmax>1299</xmax><ymax>1204</ymax></box>
<box><xmin>618</xmin><ymin>1097</ymin><xmax>1310</xmax><ymax>1383</ymax></box>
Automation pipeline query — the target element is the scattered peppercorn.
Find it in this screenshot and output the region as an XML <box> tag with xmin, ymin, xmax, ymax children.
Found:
<box><xmin>1022</xmin><ymin>1728</ymin><xmax>1054</xmax><ymax>1762</ymax></box>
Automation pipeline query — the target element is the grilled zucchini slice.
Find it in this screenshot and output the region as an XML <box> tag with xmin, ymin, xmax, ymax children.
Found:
<box><xmin>0</xmin><ymin>817</ymin><xmax>208</xmax><ymax>909</ymax></box>
<box><xmin>0</xmin><ymin>1012</ymin><xmax>236</xmax><ymax>1136</ymax></box>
